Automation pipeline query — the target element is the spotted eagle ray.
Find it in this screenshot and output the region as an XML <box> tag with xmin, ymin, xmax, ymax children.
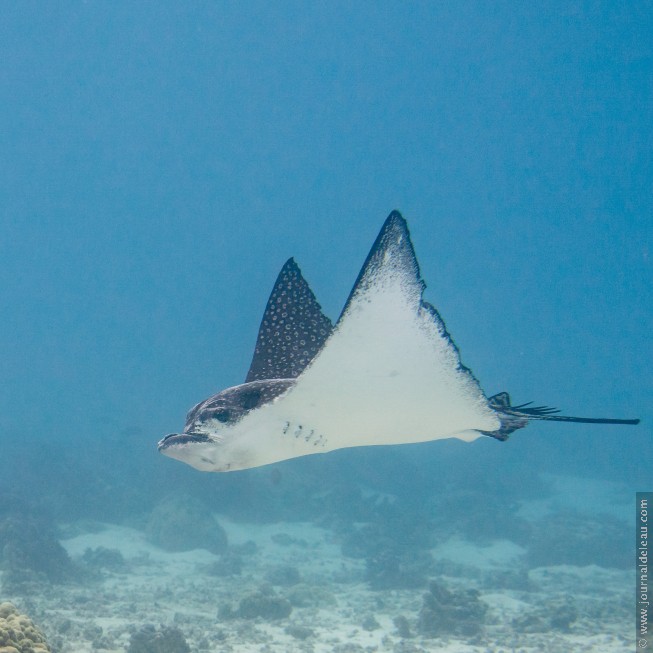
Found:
<box><xmin>159</xmin><ymin>211</ymin><xmax>639</xmax><ymax>472</ymax></box>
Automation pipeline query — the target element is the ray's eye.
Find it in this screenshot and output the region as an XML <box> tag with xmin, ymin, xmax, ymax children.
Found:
<box><xmin>211</xmin><ymin>409</ymin><xmax>231</xmax><ymax>423</ymax></box>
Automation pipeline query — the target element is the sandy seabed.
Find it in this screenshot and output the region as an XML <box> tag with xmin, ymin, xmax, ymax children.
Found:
<box><xmin>1</xmin><ymin>512</ymin><xmax>633</xmax><ymax>653</ymax></box>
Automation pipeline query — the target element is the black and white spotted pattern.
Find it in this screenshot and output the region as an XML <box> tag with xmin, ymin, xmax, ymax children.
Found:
<box><xmin>245</xmin><ymin>258</ymin><xmax>333</xmax><ymax>382</ymax></box>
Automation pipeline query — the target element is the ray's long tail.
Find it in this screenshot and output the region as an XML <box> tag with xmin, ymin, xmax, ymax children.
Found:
<box><xmin>484</xmin><ymin>392</ymin><xmax>640</xmax><ymax>441</ymax></box>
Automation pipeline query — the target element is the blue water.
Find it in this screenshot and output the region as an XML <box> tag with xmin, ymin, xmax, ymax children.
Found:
<box><xmin>0</xmin><ymin>3</ymin><xmax>650</xmax><ymax>650</ymax></box>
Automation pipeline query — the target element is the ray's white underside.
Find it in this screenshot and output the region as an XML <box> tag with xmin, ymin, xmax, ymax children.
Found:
<box><xmin>202</xmin><ymin>260</ymin><xmax>500</xmax><ymax>471</ymax></box>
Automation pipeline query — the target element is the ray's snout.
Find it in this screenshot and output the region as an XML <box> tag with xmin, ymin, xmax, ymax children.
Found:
<box><xmin>157</xmin><ymin>433</ymin><xmax>179</xmax><ymax>450</ymax></box>
<box><xmin>158</xmin><ymin>432</ymin><xmax>211</xmax><ymax>450</ymax></box>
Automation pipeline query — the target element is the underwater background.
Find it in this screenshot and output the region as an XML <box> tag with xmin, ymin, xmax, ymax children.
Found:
<box><xmin>0</xmin><ymin>3</ymin><xmax>651</xmax><ymax>652</ymax></box>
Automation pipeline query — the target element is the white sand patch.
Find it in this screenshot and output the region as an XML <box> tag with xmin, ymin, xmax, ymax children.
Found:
<box><xmin>62</xmin><ymin>524</ymin><xmax>217</xmax><ymax>565</ymax></box>
<box><xmin>432</xmin><ymin>536</ymin><xmax>526</xmax><ymax>569</ymax></box>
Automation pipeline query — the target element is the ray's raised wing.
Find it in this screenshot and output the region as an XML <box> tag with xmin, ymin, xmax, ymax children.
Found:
<box><xmin>246</xmin><ymin>258</ymin><xmax>333</xmax><ymax>383</ymax></box>
<box><xmin>267</xmin><ymin>211</ymin><xmax>501</xmax><ymax>449</ymax></box>
<box><xmin>338</xmin><ymin>210</ymin><xmax>424</xmax><ymax>322</ymax></box>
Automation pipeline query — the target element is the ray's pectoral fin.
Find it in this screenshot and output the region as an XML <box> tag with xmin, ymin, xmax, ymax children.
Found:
<box><xmin>483</xmin><ymin>392</ymin><xmax>641</xmax><ymax>441</ymax></box>
<box><xmin>277</xmin><ymin>211</ymin><xmax>502</xmax><ymax>448</ymax></box>
<box><xmin>337</xmin><ymin>210</ymin><xmax>425</xmax><ymax>322</ymax></box>
<box><xmin>245</xmin><ymin>258</ymin><xmax>333</xmax><ymax>383</ymax></box>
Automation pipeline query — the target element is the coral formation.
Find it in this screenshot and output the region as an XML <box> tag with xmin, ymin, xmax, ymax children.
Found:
<box><xmin>417</xmin><ymin>580</ymin><xmax>487</xmax><ymax>637</ymax></box>
<box><xmin>482</xmin><ymin>567</ymin><xmax>532</xmax><ymax>591</ymax></box>
<box><xmin>145</xmin><ymin>494</ymin><xmax>227</xmax><ymax>553</ymax></box>
<box><xmin>526</xmin><ymin>511</ymin><xmax>629</xmax><ymax>568</ymax></box>
<box><xmin>0</xmin><ymin>602</ymin><xmax>50</xmax><ymax>653</ymax></box>
<box><xmin>364</xmin><ymin>549</ymin><xmax>431</xmax><ymax>590</ymax></box>
<box><xmin>361</xmin><ymin>614</ymin><xmax>380</xmax><ymax>631</ymax></box>
<box><xmin>0</xmin><ymin>514</ymin><xmax>74</xmax><ymax>588</ymax></box>
<box><xmin>338</xmin><ymin>500</ymin><xmax>436</xmax><ymax>591</ymax></box>
<box><xmin>392</xmin><ymin>615</ymin><xmax>412</xmax><ymax>638</ymax></box>
<box><xmin>127</xmin><ymin>625</ymin><xmax>190</xmax><ymax>653</ymax></box>
<box><xmin>231</xmin><ymin>540</ymin><xmax>258</xmax><ymax>555</ymax></box>
<box><xmin>339</xmin><ymin>505</ymin><xmax>434</xmax><ymax>561</ymax></box>
<box><xmin>270</xmin><ymin>532</ymin><xmax>307</xmax><ymax>547</ymax></box>
<box><xmin>285</xmin><ymin>624</ymin><xmax>314</xmax><ymax>640</ymax></box>
<box><xmin>81</xmin><ymin>546</ymin><xmax>127</xmax><ymax>572</ymax></box>
<box><xmin>430</xmin><ymin>487</ymin><xmax>532</xmax><ymax>543</ymax></box>
<box><xmin>285</xmin><ymin>583</ymin><xmax>337</xmax><ymax>608</ymax></box>
<box><xmin>221</xmin><ymin>585</ymin><xmax>292</xmax><ymax>620</ymax></box>
<box><xmin>512</xmin><ymin>599</ymin><xmax>578</xmax><ymax>633</ymax></box>
<box><xmin>205</xmin><ymin>552</ymin><xmax>243</xmax><ymax>577</ymax></box>
<box><xmin>265</xmin><ymin>564</ymin><xmax>301</xmax><ymax>586</ymax></box>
